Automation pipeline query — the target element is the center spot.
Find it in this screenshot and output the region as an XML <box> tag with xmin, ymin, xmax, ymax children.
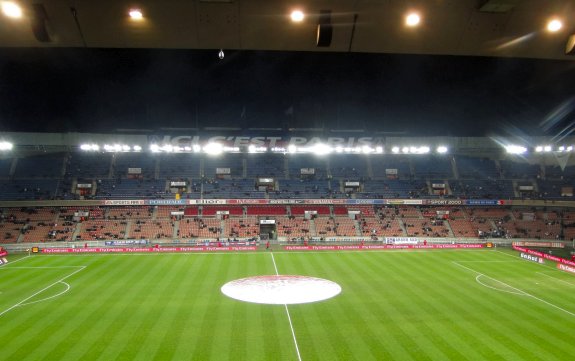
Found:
<box><xmin>221</xmin><ymin>275</ymin><xmax>342</xmax><ymax>305</ymax></box>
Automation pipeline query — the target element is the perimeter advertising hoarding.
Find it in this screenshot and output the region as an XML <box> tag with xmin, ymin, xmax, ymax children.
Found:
<box><xmin>101</xmin><ymin>198</ymin><xmax>509</xmax><ymax>206</ymax></box>
<box><xmin>284</xmin><ymin>244</ymin><xmax>484</xmax><ymax>251</ymax></box>
<box><xmin>519</xmin><ymin>252</ymin><xmax>544</xmax><ymax>264</ymax></box>
<box><xmin>42</xmin><ymin>247</ymin><xmax>257</xmax><ymax>254</ymax></box>
<box><xmin>513</xmin><ymin>245</ymin><xmax>575</xmax><ymax>267</ymax></box>
<box><xmin>557</xmin><ymin>263</ymin><xmax>575</xmax><ymax>274</ymax></box>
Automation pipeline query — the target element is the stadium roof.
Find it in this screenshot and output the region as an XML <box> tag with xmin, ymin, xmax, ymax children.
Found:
<box><xmin>0</xmin><ymin>1</ymin><xmax>574</xmax><ymax>138</ymax></box>
<box><xmin>1</xmin><ymin>0</ymin><xmax>575</xmax><ymax>60</ymax></box>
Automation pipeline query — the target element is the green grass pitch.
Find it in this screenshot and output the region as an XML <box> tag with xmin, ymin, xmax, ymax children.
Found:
<box><xmin>1</xmin><ymin>249</ymin><xmax>575</xmax><ymax>360</ymax></box>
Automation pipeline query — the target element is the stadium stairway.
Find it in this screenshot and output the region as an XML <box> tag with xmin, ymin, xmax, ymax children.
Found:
<box><xmin>173</xmin><ymin>220</ymin><xmax>180</xmax><ymax>239</ymax></box>
<box><xmin>444</xmin><ymin>220</ymin><xmax>455</xmax><ymax>237</ymax></box>
<box><xmin>309</xmin><ymin>219</ymin><xmax>317</xmax><ymax>237</ymax></box>
<box><xmin>71</xmin><ymin>224</ymin><xmax>82</xmax><ymax>241</ymax></box>
<box><xmin>398</xmin><ymin>219</ymin><xmax>408</xmax><ymax>236</ymax></box>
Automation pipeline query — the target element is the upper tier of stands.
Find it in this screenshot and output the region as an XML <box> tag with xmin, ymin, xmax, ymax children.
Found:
<box><xmin>0</xmin><ymin>152</ymin><xmax>573</xmax><ymax>200</ymax></box>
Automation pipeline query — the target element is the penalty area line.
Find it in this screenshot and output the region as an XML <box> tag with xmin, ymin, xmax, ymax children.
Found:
<box><xmin>0</xmin><ymin>266</ymin><xmax>86</xmax><ymax>318</ymax></box>
<box><xmin>453</xmin><ymin>261</ymin><xmax>575</xmax><ymax>317</ymax></box>
<box><xmin>270</xmin><ymin>252</ymin><xmax>303</xmax><ymax>361</ymax></box>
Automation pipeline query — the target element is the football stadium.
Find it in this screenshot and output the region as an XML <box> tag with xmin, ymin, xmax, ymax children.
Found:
<box><xmin>1</xmin><ymin>1</ymin><xmax>575</xmax><ymax>360</ymax></box>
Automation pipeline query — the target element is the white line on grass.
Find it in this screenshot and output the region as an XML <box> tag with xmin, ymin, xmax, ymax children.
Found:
<box><xmin>453</xmin><ymin>262</ymin><xmax>575</xmax><ymax>317</ymax></box>
<box><xmin>0</xmin><ymin>266</ymin><xmax>86</xmax><ymax>269</ymax></box>
<box><xmin>270</xmin><ymin>252</ymin><xmax>302</xmax><ymax>361</ymax></box>
<box><xmin>0</xmin><ymin>266</ymin><xmax>86</xmax><ymax>318</ymax></box>
<box><xmin>536</xmin><ymin>272</ymin><xmax>575</xmax><ymax>287</ymax></box>
<box><xmin>474</xmin><ymin>275</ymin><xmax>524</xmax><ymax>295</ymax></box>
<box><xmin>20</xmin><ymin>282</ymin><xmax>71</xmax><ymax>306</ymax></box>
<box><xmin>2</xmin><ymin>255</ymin><xmax>31</xmax><ymax>265</ymax></box>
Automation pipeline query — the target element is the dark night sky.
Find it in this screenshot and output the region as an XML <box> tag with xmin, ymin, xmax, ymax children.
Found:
<box><xmin>0</xmin><ymin>47</ymin><xmax>574</xmax><ymax>137</ymax></box>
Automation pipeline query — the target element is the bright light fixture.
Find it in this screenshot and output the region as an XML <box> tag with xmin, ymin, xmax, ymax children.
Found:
<box><xmin>544</xmin><ymin>145</ymin><xmax>552</xmax><ymax>152</ymax></box>
<box><xmin>204</xmin><ymin>142</ymin><xmax>223</xmax><ymax>155</ymax></box>
<box><xmin>0</xmin><ymin>141</ymin><xmax>13</xmax><ymax>150</ymax></box>
<box><xmin>391</xmin><ymin>146</ymin><xmax>400</xmax><ymax>154</ymax></box>
<box><xmin>437</xmin><ymin>146</ymin><xmax>448</xmax><ymax>154</ymax></box>
<box><xmin>133</xmin><ymin>145</ymin><xmax>142</xmax><ymax>152</ymax></box>
<box><xmin>312</xmin><ymin>143</ymin><xmax>333</xmax><ymax>155</ymax></box>
<box><xmin>535</xmin><ymin>146</ymin><xmax>543</xmax><ymax>152</ymax></box>
<box><xmin>291</xmin><ymin>10</ymin><xmax>304</xmax><ymax>22</ymax></box>
<box><xmin>547</xmin><ymin>19</ymin><xmax>562</xmax><ymax>32</ymax></box>
<box><xmin>288</xmin><ymin>144</ymin><xmax>297</xmax><ymax>153</ymax></box>
<box><xmin>129</xmin><ymin>9</ymin><xmax>143</xmax><ymax>20</ymax></box>
<box><xmin>405</xmin><ymin>13</ymin><xmax>420</xmax><ymax>27</ymax></box>
<box><xmin>505</xmin><ymin>145</ymin><xmax>527</xmax><ymax>154</ymax></box>
<box><xmin>2</xmin><ymin>2</ymin><xmax>22</xmax><ymax>18</ymax></box>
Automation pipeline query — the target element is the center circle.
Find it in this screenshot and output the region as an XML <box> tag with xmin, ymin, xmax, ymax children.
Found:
<box><xmin>221</xmin><ymin>275</ymin><xmax>342</xmax><ymax>305</ymax></box>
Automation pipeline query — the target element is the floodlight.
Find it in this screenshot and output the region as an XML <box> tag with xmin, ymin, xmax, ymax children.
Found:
<box><xmin>0</xmin><ymin>141</ymin><xmax>13</xmax><ymax>150</ymax></box>
<box><xmin>535</xmin><ymin>146</ymin><xmax>543</xmax><ymax>152</ymax></box>
<box><xmin>150</xmin><ymin>144</ymin><xmax>160</xmax><ymax>152</ymax></box>
<box><xmin>129</xmin><ymin>9</ymin><xmax>143</xmax><ymax>20</ymax></box>
<box><xmin>335</xmin><ymin>146</ymin><xmax>343</xmax><ymax>153</ymax></box>
<box><xmin>505</xmin><ymin>145</ymin><xmax>527</xmax><ymax>154</ymax></box>
<box><xmin>405</xmin><ymin>13</ymin><xmax>420</xmax><ymax>27</ymax></box>
<box><xmin>436</xmin><ymin>146</ymin><xmax>448</xmax><ymax>154</ymax></box>
<box><xmin>122</xmin><ymin>145</ymin><xmax>130</xmax><ymax>152</ymax></box>
<box><xmin>288</xmin><ymin>144</ymin><xmax>297</xmax><ymax>153</ymax></box>
<box><xmin>419</xmin><ymin>146</ymin><xmax>430</xmax><ymax>154</ymax></box>
<box><xmin>192</xmin><ymin>144</ymin><xmax>201</xmax><ymax>152</ymax></box>
<box><xmin>547</xmin><ymin>19</ymin><xmax>562</xmax><ymax>32</ymax></box>
<box><xmin>204</xmin><ymin>142</ymin><xmax>223</xmax><ymax>155</ymax></box>
<box><xmin>362</xmin><ymin>145</ymin><xmax>372</xmax><ymax>154</ymax></box>
<box><xmin>544</xmin><ymin>145</ymin><xmax>552</xmax><ymax>152</ymax></box>
<box><xmin>162</xmin><ymin>144</ymin><xmax>174</xmax><ymax>152</ymax></box>
<box><xmin>391</xmin><ymin>146</ymin><xmax>400</xmax><ymax>154</ymax></box>
<box><xmin>568</xmin><ymin>146</ymin><xmax>573</xmax><ymax>152</ymax></box>
<box><xmin>558</xmin><ymin>146</ymin><xmax>565</xmax><ymax>152</ymax></box>
<box><xmin>313</xmin><ymin>143</ymin><xmax>333</xmax><ymax>155</ymax></box>
<box><xmin>2</xmin><ymin>2</ymin><xmax>22</xmax><ymax>18</ymax></box>
<box><xmin>248</xmin><ymin>144</ymin><xmax>256</xmax><ymax>153</ymax></box>
<box><xmin>291</xmin><ymin>10</ymin><xmax>304</xmax><ymax>22</ymax></box>
<box><xmin>80</xmin><ymin>144</ymin><xmax>91</xmax><ymax>151</ymax></box>
<box><xmin>375</xmin><ymin>146</ymin><xmax>383</xmax><ymax>153</ymax></box>
<box><xmin>133</xmin><ymin>145</ymin><xmax>142</xmax><ymax>152</ymax></box>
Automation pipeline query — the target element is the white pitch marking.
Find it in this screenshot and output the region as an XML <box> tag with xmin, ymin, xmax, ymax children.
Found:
<box><xmin>20</xmin><ymin>282</ymin><xmax>71</xmax><ymax>306</ymax></box>
<box><xmin>2</xmin><ymin>255</ymin><xmax>31</xmax><ymax>265</ymax></box>
<box><xmin>0</xmin><ymin>266</ymin><xmax>86</xmax><ymax>318</ymax></box>
<box><xmin>0</xmin><ymin>266</ymin><xmax>85</xmax><ymax>269</ymax></box>
<box><xmin>453</xmin><ymin>262</ymin><xmax>575</xmax><ymax>317</ymax></box>
<box><xmin>537</xmin><ymin>272</ymin><xmax>575</xmax><ymax>287</ymax></box>
<box><xmin>475</xmin><ymin>274</ymin><xmax>524</xmax><ymax>295</ymax></box>
<box><xmin>270</xmin><ymin>253</ymin><xmax>303</xmax><ymax>361</ymax></box>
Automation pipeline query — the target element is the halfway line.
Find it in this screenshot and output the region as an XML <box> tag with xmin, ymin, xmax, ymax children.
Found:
<box><xmin>270</xmin><ymin>252</ymin><xmax>302</xmax><ymax>361</ymax></box>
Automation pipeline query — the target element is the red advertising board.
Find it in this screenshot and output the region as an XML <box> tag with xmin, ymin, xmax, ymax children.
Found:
<box><xmin>42</xmin><ymin>247</ymin><xmax>257</xmax><ymax>254</ymax></box>
<box><xmin>557</xmin><ymin>263</ymin><xmax>575</xmax><ymax>274</ymax></box>
<box><xmin>513</xmin><ymin>246</ymin><xmax>575</xmax><ymax>268</ymax></box>
<box><xmin>284</xmin><ymin>244</ymin><xmax>484</xmax><ymax>251</ymax></box>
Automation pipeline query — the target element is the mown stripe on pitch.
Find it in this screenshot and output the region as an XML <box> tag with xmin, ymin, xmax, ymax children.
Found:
<box><xmin>6</xmin><ymin>253</ymin><xmax>142</xmax><ymax>359</ymax></box>
<box><xmin>408</xmin><ymin>253</ymin><xmax>515</xmax><ymax>360</ymax></box>
<box><xmin>440</xmin><ymin>252</ymin><xmax>571</xmax><ymax>360</ymax></box>
<box><xmin>70</xmin><ymin>254</ymin><xmax>170</xmax><ymax>361</ymax></box>
<box><xmin>188</xmin><ymin>252</ymin><xmax>232</xmax><ymax>360</ymax></box>
<box><xmin>446</xmin><ymin>258</ymin><xmax>575</xmax><ymax>358</ymax></box>
<box><xmin>170</xmin><ymin>253</ymin><xmax>222</xmax><ymax>360</ymax></box>
<box><xmin>318</xmin><ymin>252</ymin><xmax>398</xmax><ymax>361</ymax></box>
<box><xmin>359</xmin><ymin>250</ymin><xmax>454</xmax><ymax>360</ymax></box>
<box><xmin>294</xmin><ymin>253</ymin><xmax>357</xmax><ymax>361</ymax></box>
<box><xmin>123</xmin><ymin>254</ymin><xmax>200</xmax><ymax>360</ymax></box>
